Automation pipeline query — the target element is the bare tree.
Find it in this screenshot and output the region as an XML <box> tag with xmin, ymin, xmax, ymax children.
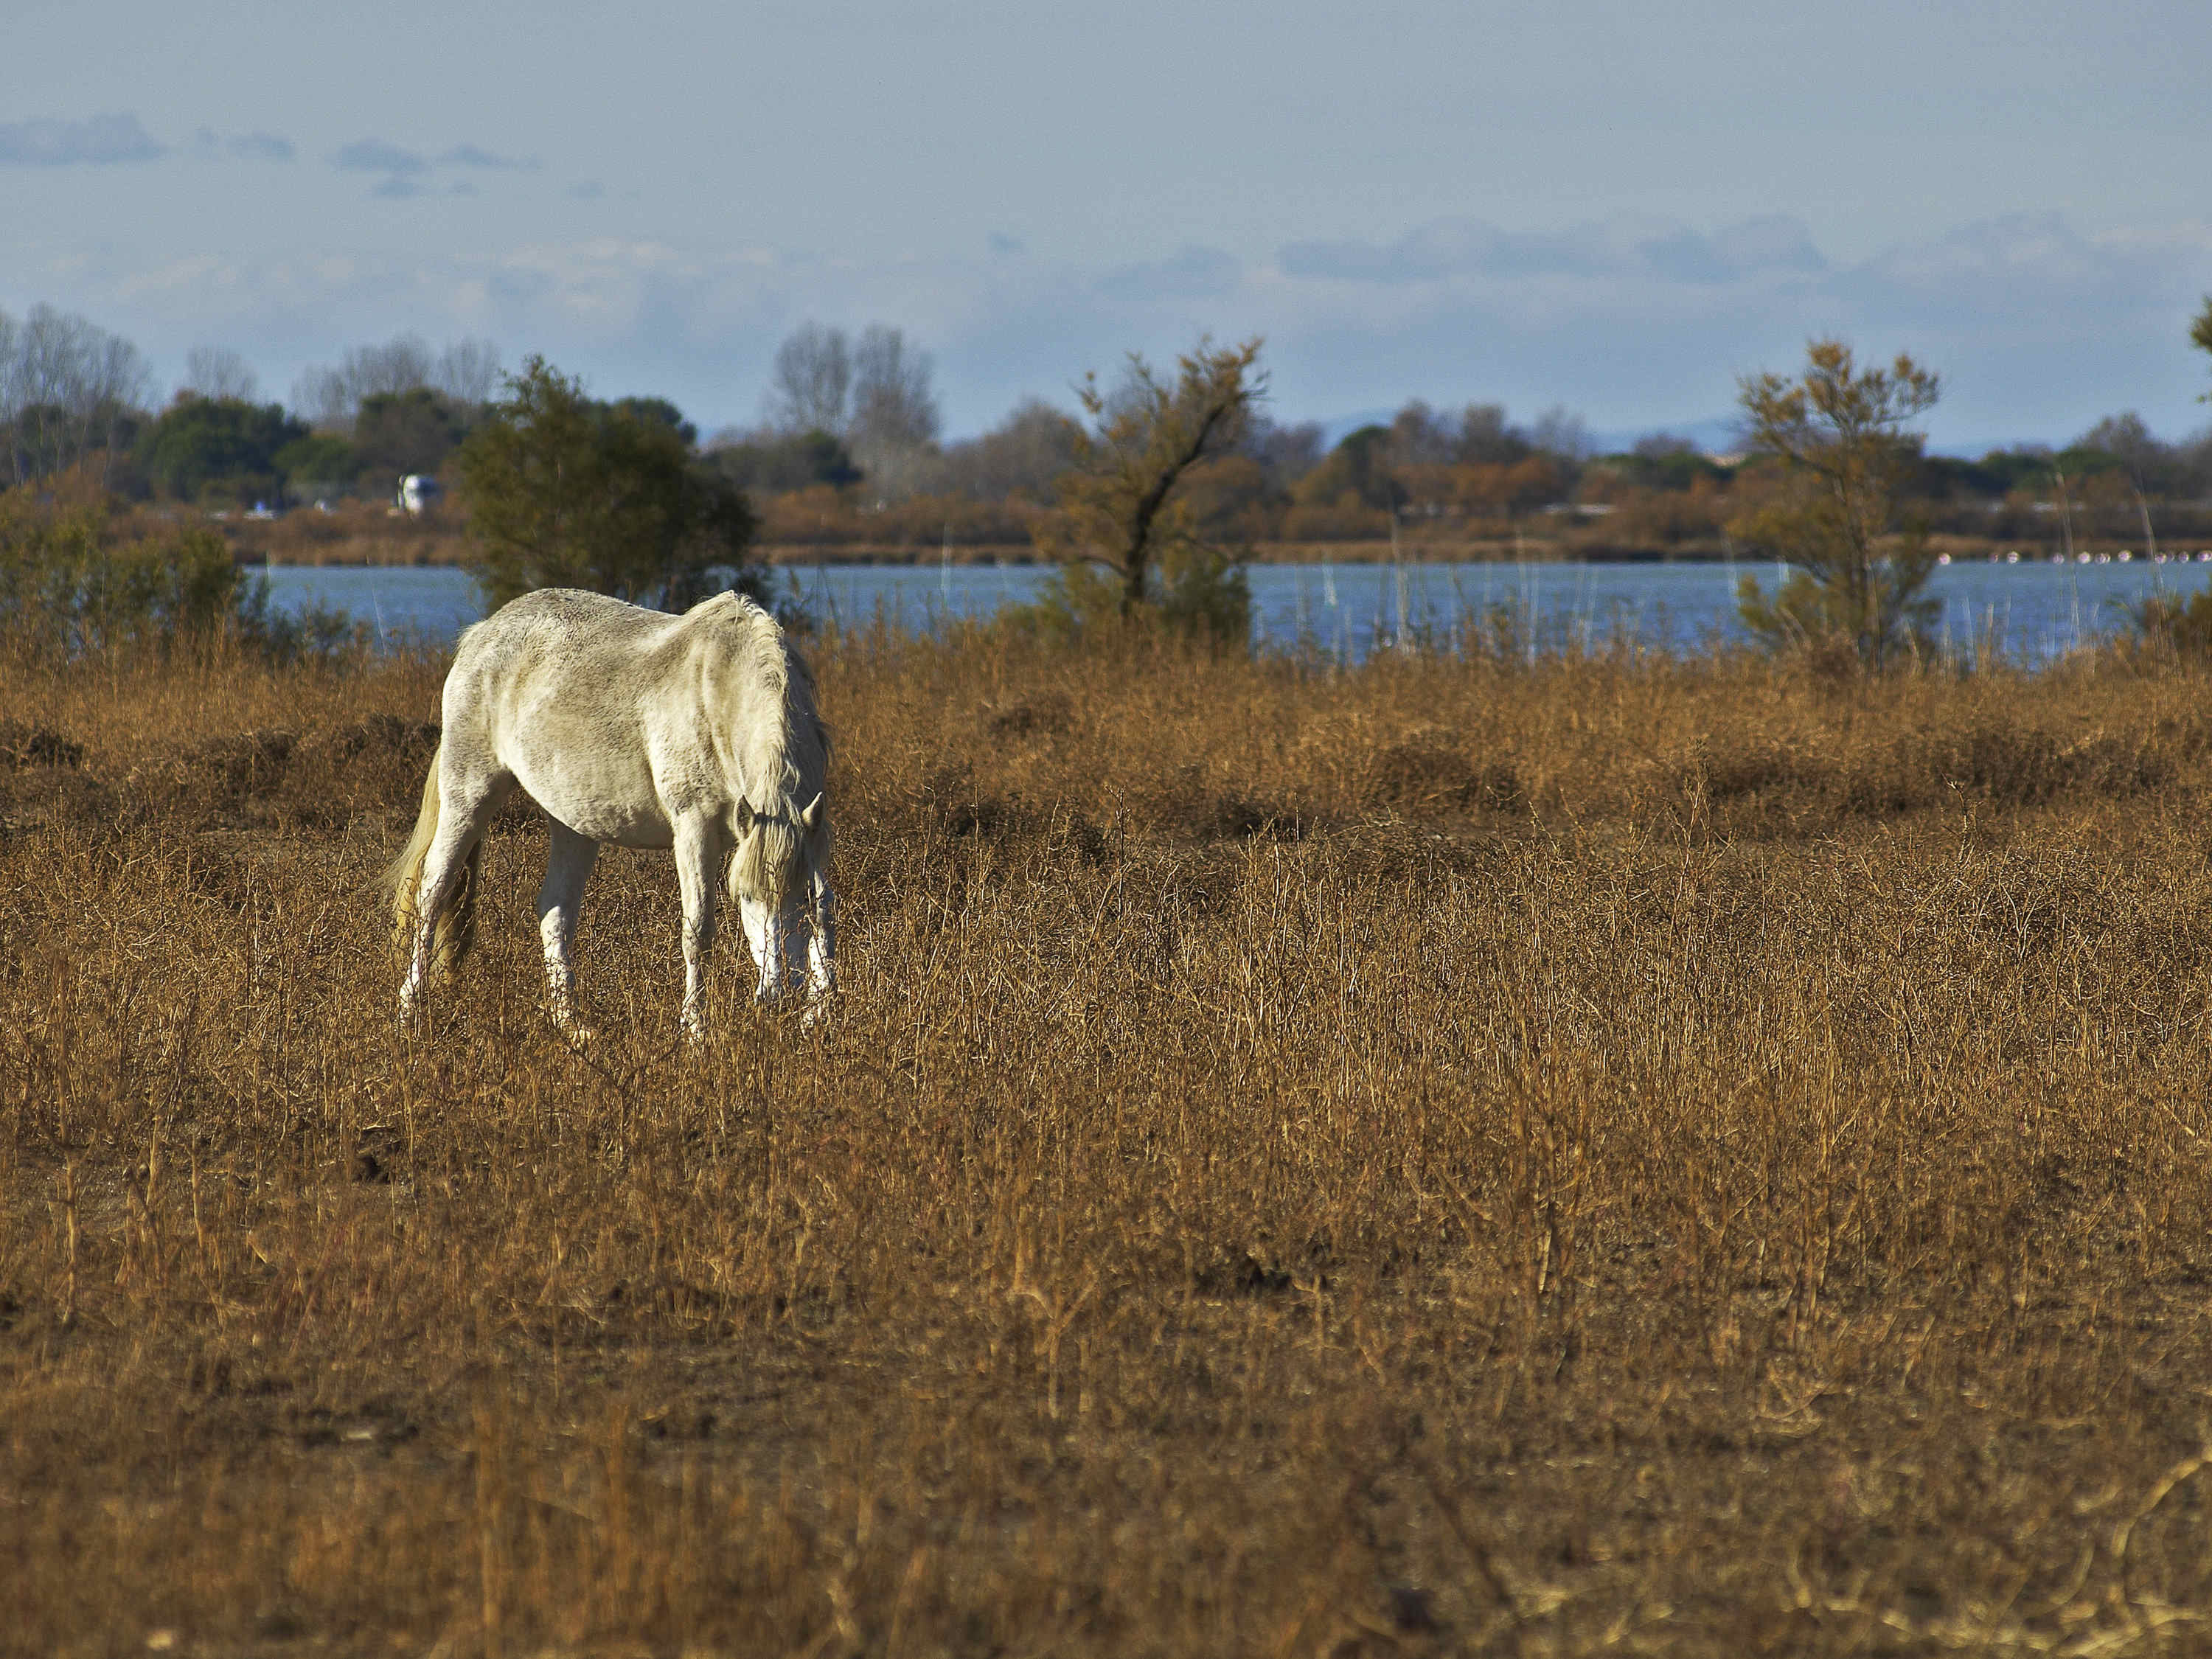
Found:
<box><xmin>0</xmin><ymin>303</ymin><xmax>151</xmax><ymax>486</ymax></box>
<box><xmin>939</xmin><ymin>399</ymin><xmax>1082</xmax><ymax>499</ymax></box>
<box><xmin>755</xmin><ymin>321</ymin><xmax>944</xmax><ymax>497</ymax></box>
<box><xmin>2076</xmin><ymin>411</ymin><xmax>2175</xmax><ymax>556</ymax></box>
<box><xmin>1239</xmin><ymin>414</ymin><xmax>1326</xmax><ymax>485</ymax></box>
<box><xmin>1377</xmin><ymin>398</ymin><xmax>1585</xmax><ymax>474</ymax></box>
<box><xmin>291</xmin><ymin>334</ymin><xmax>439</xmax><ymax>430</ymax></box>
<box><xmin>849</xmin><ymin>325</ymin><xmax>940</xmax><ymax>451</ymax></box>
<box><xmin>184</xmin><ymin>347</ymin><xmax>260</xmax><ymax>402</ymax></box>
<box><xmin>434</xmin><ymin>338</ymin><xmax>504</xmax><ymax>408</ymax></box>
<box><xmin>85</xmin><ymin>330</ymin><xmax>151</xmax><ymax>479</ymax></box>
<box><xmin>1453</xmin><ymin>403</ymin><xmax>1533</xmax><ymax>465</ymax></box>
<box><xmin>0</xmin><ymin>312</ymin><xmax>18</xmax><ymax>473</ymax></box>
<box><xmin>765</xmin><ymin>323</ymin><xmax>852</xmax><ymax>435</ymax></box>
<box><xmin>1529</xmin><ymin>405</ymin><xmax>1593</xmax><ymax>464</ymax></box>
<box><xmin>1386</xmin><ymin>401</ymin><xmax>1458</xmax><ymax>466</ymax></box>
<box><xmin>289</xmin><ymin>366</ymin><xmax>346</xmax><ymax>429</ymax></box>
<box><xmin>354</xmin><ymin>335</ymin><xmax>437</xmax><ymax>398</ymax></box>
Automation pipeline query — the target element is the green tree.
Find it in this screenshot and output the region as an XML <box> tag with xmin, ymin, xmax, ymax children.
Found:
<box><xmin>1294</xmin><ymin>423</ymin><xmax>1398</xmax><ymax>512</ymax></box>
<box><xmin>609</xmin><ymin>396</ymin><xmax>698</xmax><ymax>448</ymax></box>
<box><xmin>271</xmin><ymin>433</ymin><xmax>359</xmax><ymax>498</ymax></box>
<box><xmin>455</xmin><ymin>357</ymin><xmax>761</xmax><ymax>611</ymax></box>
<box><xmin>138</xmin><ymin>395</ymin><xmax>307</xmax><ymax>503</ymax></box>
<box><xmin>1031</xmin><ymin>337</ymin><xmax>1264</xmax><ymax>635</ymax></box>
<box><xmin>1731</xmin><ymin>339</ymin><xmax>1941</xmax><ymax>668</ymax></box>
<box><xmin>704</xmin><ymin>428</ymin><xmax>864</xmax><ymax>493</ymax></box>
<box><xmin>0</xmin><ymin>490</ymin><xmax>246</xmax><ymax>655</ymax></box>
<box><xmin>352</xmin><ymin>387</ymin><xmax>466</xmax><ymax>484</ymax></box>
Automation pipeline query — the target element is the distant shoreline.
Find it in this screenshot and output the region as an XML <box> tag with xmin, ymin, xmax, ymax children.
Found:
<box><xmin>232</xmin><ymin>535</ymin><xmax>2125</xmax><ymax>571</ymax></box>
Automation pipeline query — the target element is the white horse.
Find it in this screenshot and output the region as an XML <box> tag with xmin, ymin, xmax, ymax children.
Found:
<box><xmin>386</xmin><ymin>587</ymin><xmax>833</xmax><ymax>1039</ymax></box>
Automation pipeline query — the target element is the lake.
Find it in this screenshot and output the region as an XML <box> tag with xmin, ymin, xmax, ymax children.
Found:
<box><xmin>256</xmin><ymin>555</ymin><xmax>2212</xmax><ymax>665</ymax></box>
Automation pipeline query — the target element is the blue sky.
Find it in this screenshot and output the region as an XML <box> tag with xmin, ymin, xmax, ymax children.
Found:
<box><xmin>5</xmin><ymin>0</ymin><xmax>2210</xmax><ymax>450</ymax></box>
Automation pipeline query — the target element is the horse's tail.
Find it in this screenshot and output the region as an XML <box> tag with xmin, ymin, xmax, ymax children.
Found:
<box><xmin>385</xmin><ymin>741</ymin><xmax>479</xmax><ymax>976</ymax></box>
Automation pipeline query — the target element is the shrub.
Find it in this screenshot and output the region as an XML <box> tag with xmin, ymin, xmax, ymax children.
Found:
<box><xmin>0</xmin><ymin>488</ymin><xmax>366</xmax><ymax>664</ymax></box>
<box><xmin>1009</xmin><ymin>545</ymin><xmax>1252</xmax><ymax>648</ymax></box>
<box><xmin>0</xmin><ymin>495</ymin><xmax>241</xmax><ymax>656</ymax></box>
<box><xmin>2126</xmin><ymin>589</ymin><xmax>2212</xmax><ymax>660</ymax></box>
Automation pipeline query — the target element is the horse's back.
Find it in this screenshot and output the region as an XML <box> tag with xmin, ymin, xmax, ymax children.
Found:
<box><xmin>440</xmin><ymin>588</ymin><xmax>810</xmax><ymax>846</ymax></box>
<box><xmin>453</xmin><ymin>588</ymin><xmax>678</xmax><ymax>678</ymax></box>
<box><xmin>449</xmin><ymin>589</ymin><xmax>773</xmax><ymax>713</ymax></box>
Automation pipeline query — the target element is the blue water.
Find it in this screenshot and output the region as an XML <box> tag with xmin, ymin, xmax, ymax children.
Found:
<box><xmin>256</xmin><ymin>555</ymin><xmax>2212</xmax><ymax>667</ymax></box>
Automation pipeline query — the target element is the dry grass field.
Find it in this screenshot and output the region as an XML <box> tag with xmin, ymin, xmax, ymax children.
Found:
<box><xmin>7</xmin><ymin>625</ymin><xmax>2212</xmax><ymax>1656</ymax></box>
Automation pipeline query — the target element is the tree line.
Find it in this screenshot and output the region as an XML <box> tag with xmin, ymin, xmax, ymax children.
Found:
<box><xmin>0</xmin><ymin>312</ymin><xmax>505</xmax><ymax>508</ymax></box>
<box><xmin>7</xmin><ymin>301</ymin><xmax>2211</xmax><ymax>543</ymax></box>
<box><xmin>9</xmin><ymin>296</ymin><xmax>2212</xmax><ymax>665</ymax></box>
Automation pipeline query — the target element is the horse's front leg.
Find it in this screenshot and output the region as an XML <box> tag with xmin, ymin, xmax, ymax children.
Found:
<box><xmin>672</xmin><ymin>815</ymin><xmax>722</xmax><ymax>1042</ymax></box>
<box><xmin>801</xmin><ymin>873</ymin><xmax>836</xmax><ymax>1026</ymax></box>
<box><xmin>535</xmin><ymin>823</ymin><xmax>599</xmax><ymax>1040</ymax></box>
<box><xmin>739</xmin><ymin>892</ymin><xmax>790</xmax><ymax>1006</ymax></box>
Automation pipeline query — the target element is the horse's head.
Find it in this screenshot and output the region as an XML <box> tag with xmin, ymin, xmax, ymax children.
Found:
<box><xmin>730</xmin><ymin>793</ymin><xmax>827</xmax><ymax>1000</ymax></box>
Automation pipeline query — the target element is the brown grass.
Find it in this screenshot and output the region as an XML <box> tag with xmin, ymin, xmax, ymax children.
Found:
<box><xmin>7</xmin><ymin>631</ymin><xmax>2212</xmax><ymax>1655</ymax></box>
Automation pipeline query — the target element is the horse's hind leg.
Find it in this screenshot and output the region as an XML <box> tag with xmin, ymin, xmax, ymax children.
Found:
<box><xmin>536</xmin><ymin>822</ymin><xmax>599</xmax><ymax>1039</ymax></box>
<box><xmin>398</xmin><ymin>769</ymin><xmax>512</xmax><ymax>1018</ymax></box>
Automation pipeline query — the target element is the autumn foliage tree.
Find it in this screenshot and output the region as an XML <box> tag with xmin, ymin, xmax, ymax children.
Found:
<box><xmin>1032</xmin><ymin>338</ymin><xmax>1265</xmax><ymax>636</ymax></box>
<box><xmin>1731</xmin><ymin>339</ymin><xmax>1941</xmax><ymax>668</ymax></box>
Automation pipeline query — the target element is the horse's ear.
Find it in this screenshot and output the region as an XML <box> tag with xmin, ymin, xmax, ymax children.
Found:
<box><xmin>800</xmin><ymin>793</ymin><xmax>824</xmax><ymax>831</ymax></box>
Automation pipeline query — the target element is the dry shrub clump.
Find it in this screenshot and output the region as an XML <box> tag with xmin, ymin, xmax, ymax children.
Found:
<box><xmin>9</xmin><ymin>630</ymin><xmax>2212</xmax><ymax>1655</ymax></box>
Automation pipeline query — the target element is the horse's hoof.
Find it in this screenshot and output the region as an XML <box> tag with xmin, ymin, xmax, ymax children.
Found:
<box><xmin>548</xmin><ymin>1011</ymin><xmax>599</xmax><ymax>1046</ymax></box>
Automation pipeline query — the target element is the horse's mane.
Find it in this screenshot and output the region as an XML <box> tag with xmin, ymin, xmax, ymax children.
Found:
<box><xmin>691</xmin><ymin>592</ymin><xmax>831</xmax><ymax>900</ymax></box>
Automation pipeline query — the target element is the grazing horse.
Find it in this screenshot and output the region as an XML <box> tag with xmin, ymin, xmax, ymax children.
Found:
<box><xmin>386</xmin><ymin>587</ymin><xmax>833</xmax><ymax>1039</ymax></box>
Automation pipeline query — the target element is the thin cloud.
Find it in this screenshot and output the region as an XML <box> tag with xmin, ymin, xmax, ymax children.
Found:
<box><xmin>191</xmin><ymin>128</ymin><xmax>296</xmax><ymax>162</ymax></box>
<box><xmin>0</xmin><ymin>113</ymin><xmax>163</xmax><ymax>167</ymax></box>
<box><xmin>226</xmin><ymin>131</ymin><xmax>295</xmax><ymax>162</ymax></box>
<box><xmin>332</xmin><ymin>139</ymin><xmax>430</xmax><ymax>175</ymax></box>
<box><xmin>30</xmin><ymin>209</ymin><xmax>2211</xmax><ymax>449</ymax></box>
<box><xmin>372</xmin><ymin>176</ymin><xmax>428</xmax><ymax>201</ymax></box>
<box><xmin>1842</xmin><ymin>212</ymin><xmax>2177</xmax><ymax>319</ymax></box>
<box><xmin>1280</xmin><ymin>214</ymin><xmax>1826</xmax><ymax>287</ymax></box>
<box><xmin>440</xmin><ymin>144</ymin><xmax>537</xmax><ymax>170</ymax></box>
<box><xmin>567</xmin><ymin>181</ymin><xmax>607</xmax><ymax>201</ymax></box>
<box><xmin>1097</xmin><ymin>244</ymin><xmax>1240</xmax><ymax>302</ymax></box>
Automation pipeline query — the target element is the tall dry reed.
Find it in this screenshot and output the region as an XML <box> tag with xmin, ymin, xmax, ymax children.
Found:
<box><xmin>5</xmin><ymin>629</ymin><xmax>2212</xmax><ymax>1655</ymax></box>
